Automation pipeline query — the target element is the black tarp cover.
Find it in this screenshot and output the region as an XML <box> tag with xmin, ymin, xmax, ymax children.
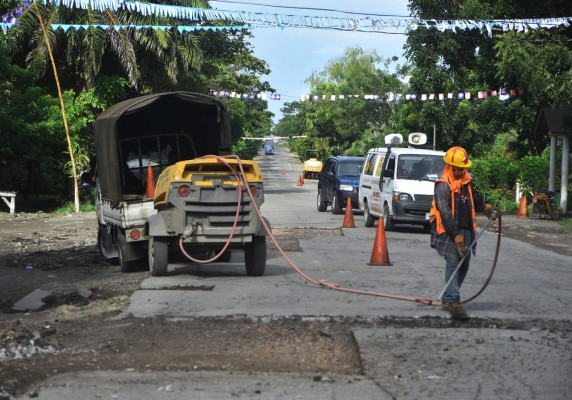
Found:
<box><xmin>94</xmin><ymin>92</ymin><xmax>232</xmax><ymax>204</ymax></box>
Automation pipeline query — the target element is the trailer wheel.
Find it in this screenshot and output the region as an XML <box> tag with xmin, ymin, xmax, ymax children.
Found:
<box><xmin>245</xmin><ymin>236</ymin><xmax>266</xmax><ymax>276</ymax></box>
<box><xmin>149</xmin><ymin>237</ymin><xmax>169</xmax><ymax>276</ymax></box>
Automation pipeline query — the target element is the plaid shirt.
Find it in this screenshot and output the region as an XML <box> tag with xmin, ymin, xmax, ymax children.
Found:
<box><xmin>430</xmin><ymin>180</ymin><xmax>485</xmax><ymax>257</ymax></box>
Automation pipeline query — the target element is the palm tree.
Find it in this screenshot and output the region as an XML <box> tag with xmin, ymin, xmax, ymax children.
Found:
<box><xmin>7</xmin><ymin>1</ymin><xmax>209</xmax><ymax>211</ymax></box>
<box><xmin>9</xmin><ymin>1</ymin><xmax>208</xmax><ymax>90</ymax></box>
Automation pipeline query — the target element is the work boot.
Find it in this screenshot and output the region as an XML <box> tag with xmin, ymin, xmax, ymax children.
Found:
<box><xmin>442</xmin><ymin>302</ymin><xmax>468</xmax><ymax>320</ymax></box>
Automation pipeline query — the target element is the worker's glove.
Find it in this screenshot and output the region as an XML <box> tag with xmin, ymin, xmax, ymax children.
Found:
<box><xmin>454</xmin><ymin>234</ymin><xmax>468</xmax><ymax>258</ymax></box>
<box><xmin>483</xmin><ymin>204</ymin><xmax>499</xmax><ymax>220</ymax></box>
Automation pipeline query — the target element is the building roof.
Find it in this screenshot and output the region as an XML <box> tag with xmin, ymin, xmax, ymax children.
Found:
<box><xmin>534</xmin><ymin>105</ymin><xmax>572</xmax><ymax>136</ymax></box>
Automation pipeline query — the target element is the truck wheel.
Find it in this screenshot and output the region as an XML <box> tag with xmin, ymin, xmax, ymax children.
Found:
<box><xmin>97</xmin><ymin>224</ymin><xmax>118</xmax><ymax>262</ymax></box>
<box><xmin>245</xmin><ymin>236</ymin><xmax>266</xmax><ymax>276</ymax></box>
<box><xmin>118</xmin><ymin>243</ymin><xmax>139</xmax><ymax>273</ymax></box>
<box><xmin>364</xmin><ymin>201</ymin><xmax>375</xmax><ymax>227</ymax></box>
<box><xmin>317</xmin><ymin>190</ymin><xmax>327</xmax><ymax>212</ymax></box>
<box><xmin>383</xmin><ymin>203</ymin><xmax>394</xmax><ymax>232</ymax></box>
<box><xmin>331</xmin><ymin>193</ymin><xmax>343</xmax><ymax>214</ymax></box>
<box><xmin>148</xmin><ymin>237</ymin><xmax>169</xmax><ymax>276</ymax></box>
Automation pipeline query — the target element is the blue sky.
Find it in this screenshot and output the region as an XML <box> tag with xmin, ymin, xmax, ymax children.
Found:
<box><xmin>209</xmin><ymin>0</ymin><xmax>411</xmax><ymax>123</ymax></box>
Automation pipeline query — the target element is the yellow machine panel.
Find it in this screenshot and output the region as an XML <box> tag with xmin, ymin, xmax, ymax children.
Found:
<box><xmin>154</xmin><ymin>157</ymin><xmax>263</xmax><ymax>208</ymax></box>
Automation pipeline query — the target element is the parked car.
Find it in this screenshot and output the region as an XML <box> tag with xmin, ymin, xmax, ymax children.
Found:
<box><xmin>264</xmin><ymin>144</ymin><xmax>275</xmax><ymax>155</ymax></box>
<box><xmin>317</xmin><ymin>156</ymin><xmax>365</xmax><ymax>214</ymax></box>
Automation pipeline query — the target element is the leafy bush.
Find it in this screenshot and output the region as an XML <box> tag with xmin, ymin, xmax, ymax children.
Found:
<box><xmin>471</xmin><ymin>157</ymin><xmax>519</xmax><ymax>212</ymax></box>
<box><xmin>517</xmin><ymin>149</ymin><xmax>551</xmax><ymax>195</ymax></box>
<box><xmin>233</xmin><ymin>139</ymin><xmax>263</xmax><ymax>160</ymax></box>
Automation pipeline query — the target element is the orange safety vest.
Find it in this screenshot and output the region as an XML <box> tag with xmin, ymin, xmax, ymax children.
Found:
<box><xmin>429</xmin><ymin>176</ymin><xmax>477</xmax><ymax>235</ymax></box>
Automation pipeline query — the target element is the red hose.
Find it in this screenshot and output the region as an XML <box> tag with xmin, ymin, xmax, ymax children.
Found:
<box><xmin>179</xmin><ymin>155</ymin><xmax>502</xmax><ymax>307</ymax></box>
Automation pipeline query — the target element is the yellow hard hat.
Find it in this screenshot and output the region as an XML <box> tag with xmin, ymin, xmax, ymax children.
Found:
<box><xmin>443</xmin><ymin>146</ymin><xmax>472</xmax><ymax>168</ymax></box>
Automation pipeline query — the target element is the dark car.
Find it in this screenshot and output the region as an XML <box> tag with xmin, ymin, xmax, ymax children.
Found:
<box><xmin>264</xmin><ymin>144</ymin><xmax>275</xmax><ymax>155</ymax></box>
<box><xmin>317</xmin><ymin>156</ymin><xmax>365</xmax><ymax>214</ymax></box>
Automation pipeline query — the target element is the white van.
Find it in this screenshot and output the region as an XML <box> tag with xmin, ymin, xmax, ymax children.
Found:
<box><xmin>358</xmin><ymin>133</ymin><xmax>446</xmax><ymax>230</ymax></box>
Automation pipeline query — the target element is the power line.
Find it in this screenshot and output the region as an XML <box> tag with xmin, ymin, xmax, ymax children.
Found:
<box><xmin>209</xmin><ymin>0</ymin><xmax>413</xmax><ymax>18</ymax></box>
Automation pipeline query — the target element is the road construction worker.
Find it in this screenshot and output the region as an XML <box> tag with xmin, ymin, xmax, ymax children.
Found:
<box><xmin>429</xmin><ymin>146</ymin><xmax>498</xmax><ymax>319</ymax></box>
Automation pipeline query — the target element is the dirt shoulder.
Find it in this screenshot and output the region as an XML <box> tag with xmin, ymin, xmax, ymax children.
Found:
<box><xmin>485</xmin><ymin>213</ymin><xmax>572</xmax><ymax>257</ymax></box>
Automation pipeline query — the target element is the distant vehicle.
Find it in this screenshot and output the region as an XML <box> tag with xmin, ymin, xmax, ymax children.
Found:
<box><xmin>264</xmin><ymin>144</ymin><xmax>275</xmax><ymax>155</ymax></box>
<box><xmin>317</xmin><ymin>156</ymin><xmax>365</xmax><ymax>214</ymax></box>
<box><xmin>358</xmin><ymin>133</ymin><xmax>445</xmax><ymax>231</ymax></box>
<box><xmin>303</xmin><ymin>150</ymin><xmax>323</xmax><ymax>179</ymax></box>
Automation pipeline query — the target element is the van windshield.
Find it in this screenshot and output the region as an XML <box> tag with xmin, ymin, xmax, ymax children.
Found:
<box><xmin>396</xmin><ymin>155</ymin><xmax>445</xmax><ymax>181</ymax></box>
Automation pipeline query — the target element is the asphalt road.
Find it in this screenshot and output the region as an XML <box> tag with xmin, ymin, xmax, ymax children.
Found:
<box><xmin>21</xmin><ymin>142</ymin><xmax>572</xmax><ymax>399</ymax></box>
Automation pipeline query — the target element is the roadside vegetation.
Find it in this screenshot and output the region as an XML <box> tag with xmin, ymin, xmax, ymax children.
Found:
<box><xmin>276</xmin><ymin>0</ymin><xmax>572</xmax><ymax>212</ymax></box>
<box><xmin>0</xmin><ymin>0</ymin><xmax>570</xmax><ymax>213</ymax></box>
<box><xmin>559</xmin><ymin>216</ymin><xmax>572</xmax><ymax>232</ymax></box>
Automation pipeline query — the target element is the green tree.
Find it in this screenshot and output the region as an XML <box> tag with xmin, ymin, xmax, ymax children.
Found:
<box><xmin>192</xmin><ymin>28</ymin><xmax>274</xmax><ymax>141</ymax></box>
<box><xmin>404</xmin><ymin>0</ymin><xmax>572</xmax><ymax>157</ymax></box>
<box><xmin>0</xmin><ymin>38</ymin><xmax>65</xmax><ymax>200</ymax></box>
<box><xmin>284</xmin><ymin>47</ymin><xmax>404</xmax><ymax>158</ymax></box>
<box><xmin>0</xmin><ymin>0</ymin><xmax>19</xmax><ymax>16</ymax></box>
<box><xmin>3</xmin><ymin>1</ymin><xmax>274</xmax><ymax>209</ymax></box>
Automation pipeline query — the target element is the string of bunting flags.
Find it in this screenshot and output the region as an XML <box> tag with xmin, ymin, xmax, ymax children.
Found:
<box><xmin>210</xmin><ymin>88</ymin><xmax>525</xmax><ymax>102</ymax></box>
<box><xmin>1</xmin><ymin>0</ymin><xmax>571</xmax><ymax>37</ymax></box>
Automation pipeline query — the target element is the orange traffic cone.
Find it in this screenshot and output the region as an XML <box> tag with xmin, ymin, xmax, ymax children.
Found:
<box><xmin>146</xmin><ymin>165</ymin><xmax>156</xmax><ymax>198</ymax></box>
<box><xmin>517</xmin><ymin>194</ymin><xmax>528</xmax><ymax>218</ymax></box>
<box><xmin>368</xmin><ymin>217</ymin><xmax>392</xmax><ymax>266</ymax></box>
<box><xmin>297</xmin><ymin>175</ymin><xmax>302</xmax><ymax>186</ymax></box>
<box><xmin>300</xmin><ymin>174</ymin><xmax>304</xmax><ymax>185</ymax></box>
<box><xmin>342</xmin><ymin>197</ymin><xmax>356</xmax><ymax>228</ymax></box>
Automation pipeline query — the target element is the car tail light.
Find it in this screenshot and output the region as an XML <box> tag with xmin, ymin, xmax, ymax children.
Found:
<box><xmin>178</xmin><ymin>185</ymin><xmax>191</xmax><ymax>197</ymax></box>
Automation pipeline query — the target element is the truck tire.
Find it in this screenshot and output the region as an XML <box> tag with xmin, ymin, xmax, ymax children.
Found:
<box><xmin>317</xmin><ymin>190</ymin><xmax>327</xmax><ymax>212</ymax></box>
<box><xmin>331</xmin><ymin>193</ymin><xmax>343</xmax><ymax>214</ymax></box>
<box><xmin>245</xmin><ymin>236</ymin><xmax>266</xmax><ymax>276</ymax></box>
<box><xmin>148</xmin><ymin>237</ymin><xmax>169</xmax><ymax>276</ymax></box>
<box><xmin>383</xmin><ymin>203</ymin><xmax>394</xmax><ymax>232</ymax></box>
<box><xmin>97</xmin><ymin>224</ymin><xmax>118</xmax><ymax>262</ymax></box>
<box><xmin>118</xmin><ymin>243</ymin><xmax>139</xmax><ymax>273</ymax></box>
<box><xmin>364</xmin><ymin>201</ymin><xmax>375</xmax><ymax>227</ymax></box>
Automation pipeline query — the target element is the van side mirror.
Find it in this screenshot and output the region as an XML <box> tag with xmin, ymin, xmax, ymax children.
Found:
<box><xmin>383</xmin><ymin>169</ymin><xmax>394</xmax><ymax>178</ymax></box>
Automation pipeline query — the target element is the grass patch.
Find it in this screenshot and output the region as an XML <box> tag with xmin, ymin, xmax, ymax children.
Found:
<box><xmin>53</xmin><ymin>202</ymin><xmax>96</xmax><ymax>214</ymax></box>
<box><xmin>559</xmin><ymin>215</ymin><xmax>572</xmax><ymax>232</ymax></box>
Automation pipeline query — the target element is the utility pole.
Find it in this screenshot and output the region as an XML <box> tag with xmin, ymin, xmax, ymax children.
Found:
<box><xmin>433</xmin><ymin>122</ymin><xmax>436</xmax><ymax>150</ymax></box>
